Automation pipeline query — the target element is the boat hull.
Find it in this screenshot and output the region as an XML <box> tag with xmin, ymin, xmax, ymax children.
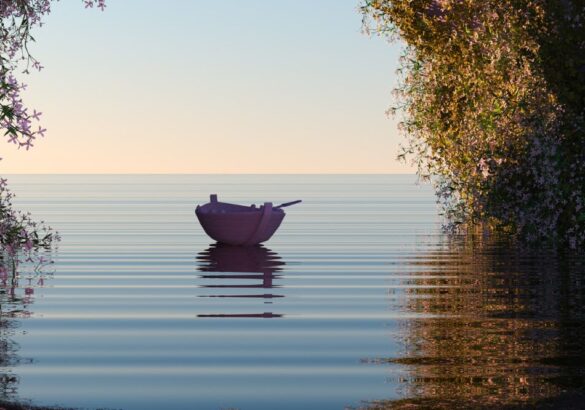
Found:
<box><xmin>196</xmin><ymin>196</ymin><xmax>285</xmax><ymax>246</ymax></box>
<box><xmin>196</xmin><ymin>210</ymin><xmax>284</xmax><ymax>246</ymax></box>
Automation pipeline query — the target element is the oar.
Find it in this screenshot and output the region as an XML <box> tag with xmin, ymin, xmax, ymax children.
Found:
<box><xmin>275</xmin><ymin>200</ymin><xmax>302</xmax><ymax>209</ymax></box>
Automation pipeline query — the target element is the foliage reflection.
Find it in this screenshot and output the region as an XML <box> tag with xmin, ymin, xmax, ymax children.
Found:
<box><xmin>0</xmin><ymin>251</ymin><xmax>53</xmax><ymax>404</ymax></box>
<box><xmin>367</xmin><ymin>236</ymin><xmax>585</xmax><ymax>409</ymax></box>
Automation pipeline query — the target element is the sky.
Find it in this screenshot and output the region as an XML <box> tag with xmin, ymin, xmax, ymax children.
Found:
<box><xmin>2</xmin><ymin>0</ymin><xmax>410</xmax><ymax>174</ymax></box>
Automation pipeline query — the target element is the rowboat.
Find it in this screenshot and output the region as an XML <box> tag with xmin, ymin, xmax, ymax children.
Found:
<box><xmin>195</xmin><ymin>194</ymin><xmax>301</xmax><ymax>246</ymax></box>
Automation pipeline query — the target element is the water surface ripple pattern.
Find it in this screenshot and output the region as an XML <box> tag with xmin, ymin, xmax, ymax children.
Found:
<box><xmin>3</xmin><ymin>175</ymin><xmax>584</xmax><ymax>409</ymax></box>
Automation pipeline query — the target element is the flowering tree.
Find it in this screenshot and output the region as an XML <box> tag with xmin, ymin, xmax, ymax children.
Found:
<box><xmin>362</xmin><ymin>0</ymin><xmax>585</xmax><ymax>247</ymax></box>
<box><xmin>1</xmin><ymin>0</ymin><xmax>105</xmax><ymax>151</ymax></box>
<box><xmin>0</xmin><ymin>0</ymin><xmax>105</xmax><ymax>267</ymax></box>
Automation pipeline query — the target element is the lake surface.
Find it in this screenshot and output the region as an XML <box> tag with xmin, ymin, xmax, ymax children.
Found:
<box><xmin>2</xmin><ymin>175</ymin><xmax>584</xmax><ymax>409</ymax></box>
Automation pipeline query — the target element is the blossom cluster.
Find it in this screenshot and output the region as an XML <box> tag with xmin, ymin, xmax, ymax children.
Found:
<box><xmin>0</xmin><ymin>177</ymin><xmax>58</xmax><ymax>266</ymax></box>
<box><xmin>0</xmin><ymin>0</ymin><xmax>105</xmax><ymax>153</ymax></box>
<box><xmin>362</xmin><ymin>0</ymin><xmax>585</xmax><ymax>248</ymax></box>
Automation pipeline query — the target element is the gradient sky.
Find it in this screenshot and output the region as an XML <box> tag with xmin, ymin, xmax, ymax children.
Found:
<box><xmin>2</xmin><ymin>0</ymin><xmax>410</xmax><ymax>174</ymax></box>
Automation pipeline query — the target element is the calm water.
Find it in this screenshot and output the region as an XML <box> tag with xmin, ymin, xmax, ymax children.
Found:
<box><xmin>1</xmin><ymin>175</ymin><xmax>584</xmax><ymax>409</ymax></box>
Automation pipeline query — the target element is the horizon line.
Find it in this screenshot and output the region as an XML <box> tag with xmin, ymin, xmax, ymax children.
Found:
<box><xmin>0</xmin><ymin>172</ymin><xmax>418</xmax><ymax>176</ymax></box>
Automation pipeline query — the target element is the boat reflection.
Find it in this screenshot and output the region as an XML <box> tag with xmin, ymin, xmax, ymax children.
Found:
<box><xmin>197</xmin><ymin>312</ymin><xmax>283</xmax><ymax>318</ymax></box>
<box><xmin>196</xmin><ymin>244</ymin><xmax>286</xmax><ymax>318</ymax></box>
<box><xmin>366</xmin><ymin>236</ymin><xmax>585</xmax><ymax>409</ymax></box>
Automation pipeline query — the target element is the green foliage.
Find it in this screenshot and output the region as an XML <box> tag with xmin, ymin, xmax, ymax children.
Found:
<box><xmin>362</xmin><ymin>0</ymin><xmax>585</xmax><ymax>247</ymax></box>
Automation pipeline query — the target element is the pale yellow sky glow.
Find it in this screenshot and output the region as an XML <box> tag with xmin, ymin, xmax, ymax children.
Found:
<box><xmin>1</xmin><ymin>1</ymin><xmax>412</xmax><ymax>174</ymax></box>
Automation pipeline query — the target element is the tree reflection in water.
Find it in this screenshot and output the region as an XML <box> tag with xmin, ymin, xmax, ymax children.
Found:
<box><xmin>366</xmin><ymin>236</ymin><xmax>585</xmax><ymax>409</ymax></box>
<box><xmin>0</xmin><ymin>252</ymin><xmax>52</xmax><ymax>404</ymax></box>
<box><xmin>196</xmin><ymin>244</ymin><xmax>286</xmax><ymax>318</ymax></box>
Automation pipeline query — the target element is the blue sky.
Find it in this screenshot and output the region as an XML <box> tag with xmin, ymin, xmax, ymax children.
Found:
<box><xmin>2</xmin><ymin>0</ymin><xmax>409</xmax><ymax>173</ymax></box>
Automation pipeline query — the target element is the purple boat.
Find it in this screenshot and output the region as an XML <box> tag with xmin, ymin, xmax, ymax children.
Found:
<box><xmin>195</xmin><ymin>194</ymin><xmax>301</xmax><ymax>246</ymax></box>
